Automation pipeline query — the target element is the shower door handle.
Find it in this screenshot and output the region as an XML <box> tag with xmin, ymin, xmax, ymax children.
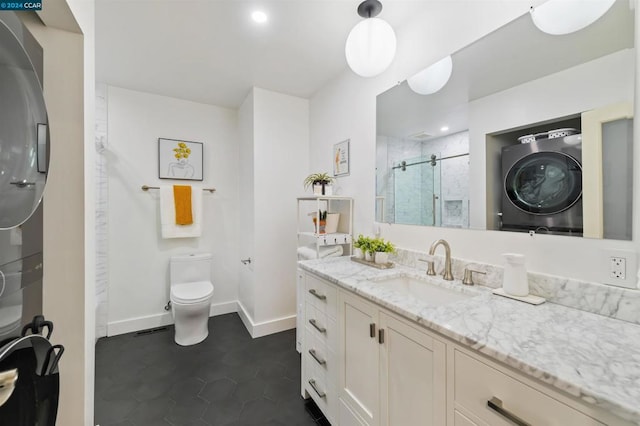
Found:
<box><xmin>432</xmin><ymin>194</ymin><xmax>439</xmax><ymax>226</ymax></box>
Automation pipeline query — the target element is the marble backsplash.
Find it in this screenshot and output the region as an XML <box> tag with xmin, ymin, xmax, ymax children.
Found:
<box><xmin>392</xmin><ymin>248</ymin><xmax>640</xmax><ymax>325</ymax></box>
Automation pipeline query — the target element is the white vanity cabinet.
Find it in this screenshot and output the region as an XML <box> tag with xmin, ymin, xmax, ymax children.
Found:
<box><xmin>337</xmin><ymin>289</ymin><xmax>447</xmax><ymax>426</ymax></box>
<box><xmin>302</xmin><ymin>272</ymin><xmax>339</xmax><ymax>424</ymax></box>
<box><xmin>300</xmin><ymin>269</ymin><xmax>635</xmax><ymax>426</ymax></box>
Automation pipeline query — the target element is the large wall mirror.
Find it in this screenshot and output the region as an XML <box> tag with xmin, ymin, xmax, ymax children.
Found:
<box><xmin>376</xmin><ymin>0</ymin><xmax>634</xmax><ymax>240</ymax></box>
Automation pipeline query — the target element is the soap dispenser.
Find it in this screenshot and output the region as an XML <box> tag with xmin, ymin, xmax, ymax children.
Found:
<box><xmin>502</xmin><ymin>253</ymin><xmax>529</xmax><ymax>297</ymax></box>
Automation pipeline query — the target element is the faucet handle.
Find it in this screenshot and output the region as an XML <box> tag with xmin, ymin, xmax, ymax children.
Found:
<box><xmin>418</xmin><ymin>255</ymin><xmax>436</xmax><ymax>275</ymax></box>
<box><xmin>462</xmin><ymin>268</ymin><xmax>486</xmax><ymax>286</ymax></box>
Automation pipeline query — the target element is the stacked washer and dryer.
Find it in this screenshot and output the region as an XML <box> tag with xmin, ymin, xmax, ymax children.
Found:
<box><xmin>500</xmin><ymin>128</ymin><xmax>584</xmax><ymax>236</ymax></box>
<box><xmin>0</xmin><ymin>12</ymin><xmax>63</xmax><ymax>426</ymax></box>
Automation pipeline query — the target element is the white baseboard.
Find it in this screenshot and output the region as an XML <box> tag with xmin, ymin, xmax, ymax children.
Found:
<box><xmin>106</xmin><ymin>300</ymin><xmax>238</xmax><ymax>337</ymax></box>
<box><xmin>236</xmin><ymin>301</ymin><xmax>297</xmax><ymax>338</ymax></box>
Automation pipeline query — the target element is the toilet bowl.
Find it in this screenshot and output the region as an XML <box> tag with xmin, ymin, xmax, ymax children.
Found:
<box><xmin>170</xmin><ymin>254</ymin><xmax>214</xmax><ymax>346</ymax></box>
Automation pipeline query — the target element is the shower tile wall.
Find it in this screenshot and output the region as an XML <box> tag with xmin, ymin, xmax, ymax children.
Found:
<box><xmin>95</xmin><ymin>83</ymin><xmax>108</xmax><ymax>339</ymax></box>
<box><xmin>427</xmin><ymin>131</ymin><xmax>469</xmax><ymax>228</ymax></box>
<box><xmin>379</xmin><ymin>131</ymin><xmax>469</xmax><ymax>227</ymax></box>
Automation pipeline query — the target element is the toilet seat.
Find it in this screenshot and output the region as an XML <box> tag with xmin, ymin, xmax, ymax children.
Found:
<box><xmin>171</xmin><ymin>281</ymin><xmax>213</xmax><ymax>305</ymax></box>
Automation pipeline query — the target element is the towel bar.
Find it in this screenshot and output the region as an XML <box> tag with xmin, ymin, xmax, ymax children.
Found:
<box><xmin>141</xmin><ymin>185</ymin><xmax>216</xmax><ymax>193</ymax></box>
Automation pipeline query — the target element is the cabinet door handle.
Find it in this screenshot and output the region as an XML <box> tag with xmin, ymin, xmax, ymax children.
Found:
<box><xmin>308</xmin><ymin>379</ymin><xmax>326</xmax><ymax>398</ymax></box>
<box><xmin>369</xmin><ymin>323</ymin><xmax>376</xmax><ymax>338</ymax></box>
<box><xmin>487</xmin><ymin>397</ymin><xmax>531</xmax><ymax>426</ymax></box>
<box><xmin>308</xmin><ymin>289</ymin><xmax>327</xmax><ymax>300</ymax></box>
<box><xmin>308</xmin><ymin>349</ymin><xmax>326</xmax><ymax>365</ymax></box>
<box><xmin>308</xmin><ymin>319</ymin><xmax>326</xmax><ymax>333</ymax></box>
<box><xmin>378</xmin><ymin>328</ymin><xmax>385</xmax><ymax>344</ymax></box>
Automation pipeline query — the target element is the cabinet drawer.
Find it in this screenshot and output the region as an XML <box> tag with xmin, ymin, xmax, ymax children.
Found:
<box><xmin>454</xmin><ymin>410</ymin><xmax>481</xmax><ymax>426</ymax></box>
<box><xmin>305</xmin><ymin>328</ymin><xmax>336</xmax><ymax>379</ymax></box>
<box><xmin>305</xmin><ymin>367</ymin><xmax>336</xmax><ymax>423</ymax></box>
<box><xmin>305</xmin><ymin>274</ymin><xmax>337</xmax><ymax>318</ymax></box>
<box><xmin>305</xmin><ymin>302</ymin><xmax>337</xmax><ymax>350</ymax></box>
<box><xmin>454</xmin><ymin>350</ymin><xmax>604</xmax><ymax>426</ymax></box>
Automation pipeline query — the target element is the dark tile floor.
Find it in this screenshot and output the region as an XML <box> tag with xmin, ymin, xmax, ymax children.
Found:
<box><xmin>95</xmin><ymin>313</ymin><xmax>328</xmax><ymax>426</ymax></box>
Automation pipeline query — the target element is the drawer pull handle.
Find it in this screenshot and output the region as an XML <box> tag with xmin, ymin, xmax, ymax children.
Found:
<box><xmin>487</xmin><ymin>397</ymin><xmax>531</xmax><ymax>426</ymax></box>
<box><xmin>308</xmin><ymin>289</ymin><xmax>327</xmax><ymax>300</ymax></box>
<box><xmin>309</xmin><ymin>319</ymin><xmax>326</xmax><ymax>333</ymax></box>
<box><xmin>308</xmin><ymin>349</ymin><xmax>326</xmax><ymax>365</ymax></box>
<box><xmin>369</xmin><ymin>323</ymin><xmax>376</xmax><ymax>338</ymax></box>
<box><xmin>378</xmin><ymin>328</ymin><xmax>385</xmax><ymax>344</ymax></box>
<box><xmin>308</xmin><ymin>379</ymin><xmax>326</xmax><ymax>398</ymax></box>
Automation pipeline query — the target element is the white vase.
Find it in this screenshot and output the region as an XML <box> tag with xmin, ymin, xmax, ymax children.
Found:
<box><xmin>313</xmin><ymin>184</ymin><xmax>323</xmax><ymax>195</ymax></box>
<box><xmin>323</xmin><ymin>185</ymin><xmax>333</xmax><ymax>196</ymax></box>
<box><xmin>375</xmin><ymin>252</ymin><xmax>389</xmax><ymax>264</ymax></box>
<box><xmin>325</xmin><ymin>213</ymin><xmax>340</xmax><ymax>233</ymax></box>
<box><xmin>354</xmin><ymin>248</ymin><xmax>364</xmax><ymax>259</ymax></box>
<box><xmin>364</xmin><ymin>251</ymin><xmax>373</xmax><ymax>262</ymax></box>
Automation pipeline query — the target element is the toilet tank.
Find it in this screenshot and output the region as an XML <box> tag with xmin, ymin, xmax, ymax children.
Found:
<box><xmin>170</xmin><ymin>253</ymin><xmax>212</xmax><ymax>284</ymax></box>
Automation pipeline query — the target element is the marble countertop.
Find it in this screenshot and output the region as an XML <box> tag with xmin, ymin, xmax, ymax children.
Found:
<box><xmin>299</xmin><ymin>256</ymin><xmax>640</xmax><ymax>425</ymax></box>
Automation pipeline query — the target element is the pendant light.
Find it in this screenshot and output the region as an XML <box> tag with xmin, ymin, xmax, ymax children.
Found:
<box><xmin>345</xmin><ymin>0</ymin><xmax>397</xmax><ymax>78</ymax></box>
<box><xmin>530</xmin><ymin>0</ymin><xmax>616</xmax><ymax>35</ymax></box>
<box><xmin>407</xmin><ymin>56</ymin><xmax>453</xmax><ymax>95</ymax></box>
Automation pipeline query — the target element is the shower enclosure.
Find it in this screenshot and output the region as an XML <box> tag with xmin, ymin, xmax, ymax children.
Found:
<box><xmin>385</xmin><ymin>152</ymin><xmax>469</xmax><ymax>228</ymax></box>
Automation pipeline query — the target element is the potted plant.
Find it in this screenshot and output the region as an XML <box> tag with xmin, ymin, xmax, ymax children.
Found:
<box><xmin>353</xmin><ymin>234</ymin><xmax>368</xmax><ymax>259</ymax></box>
<box><xmin>311</xmin><ymin>210</ymin><xmax>327</xmax><ymax>234</ymax></box>
<box><xmin>303</xmin><ymin>172</ymin><xmax>335</xmax><ymax>196</ymax></box>
<box><xmin>373</xmin><ymin>238</ymin><xmax>396</xmax><ymax>264</ymax></box>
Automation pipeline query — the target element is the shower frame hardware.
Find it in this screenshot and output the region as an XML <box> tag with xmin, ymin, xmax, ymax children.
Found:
<box><xmin>391</xmin><ymin>152</ymin><xmax>469</xmax><ymax>170</ymax></box>
<box><xmin>141</xmin><ymin>185</ymin><xmax>216</xmax><ymax>193</ymax></box>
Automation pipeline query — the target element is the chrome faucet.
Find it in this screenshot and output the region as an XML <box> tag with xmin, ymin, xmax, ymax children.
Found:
<box><xmin>426</xmin><ymin>239</ymin><xmax>454</xmax><ymax>280</ymax></box>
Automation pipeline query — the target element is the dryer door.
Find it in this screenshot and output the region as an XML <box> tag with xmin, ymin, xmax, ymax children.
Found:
<box><xmin>505</xmin><ymin>152</ymin><xmax>582</xmax><ymax>215</ymax></box>
<box><xmin>0</xmin><ymin>16</ymin><xmax>49</xmax><ymax>230</ymax></box>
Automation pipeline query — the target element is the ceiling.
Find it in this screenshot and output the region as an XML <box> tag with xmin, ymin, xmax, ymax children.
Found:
<box><xmin>377</xmin><ymin>0</ymin><xmax>635</xmax><ymax>140</ymax></box>
<box><xmin>95</xmin><ymin>0</ymin><xmax>428</xmax><ymax>109</ymax></box>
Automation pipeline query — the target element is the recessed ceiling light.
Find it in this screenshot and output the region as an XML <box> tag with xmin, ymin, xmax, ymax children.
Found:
<box><xmin>440</xmin><ymin>126</ymin><xmax>449</xmax><ymax>132</ymax></box>
<box><xmin>252</xmin><ymin>11</ymin><xmax>268</xmax><ymax>23</ymax></box>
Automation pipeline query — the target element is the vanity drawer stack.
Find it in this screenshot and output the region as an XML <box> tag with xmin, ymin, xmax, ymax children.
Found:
<box><xmin>303</xmin><ymin>273</ymin><xmax>338</xmax><ymax>423</ymax></box>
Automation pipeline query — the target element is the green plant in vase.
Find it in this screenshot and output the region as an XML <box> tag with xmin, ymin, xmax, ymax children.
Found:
<box><xmin>303</xmin><ymin>172</ymin><xmax>335</xmax><ymax>195</ymax></box>
<box><xmin>372</xmin><ymin>238</ymin><xmax>396</xmax><ymax>264</ymax></box>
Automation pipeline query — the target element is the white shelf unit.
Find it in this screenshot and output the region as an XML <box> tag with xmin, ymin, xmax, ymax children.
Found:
<box><xmin>297</xmin><ymin>196</ymin><xmax>353</xmax><ymax>258</ymax></box>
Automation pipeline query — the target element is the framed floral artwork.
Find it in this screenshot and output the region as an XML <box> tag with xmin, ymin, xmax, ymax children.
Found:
<box><xmin>158</xmin><ymin>138</ymin><xmax>203</xmax><ymax>181</ymax></box>
<box><xmin>333</xmin><ymin>139</ymin><xmax>350</xmax><ymax>176</ymax></box>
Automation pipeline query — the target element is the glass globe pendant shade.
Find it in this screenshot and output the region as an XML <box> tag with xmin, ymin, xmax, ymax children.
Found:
<box><xmin>407</xmin><ymin>55</ymin><xmax>453</xmax><ymax>95</ymax></box>
<box><xmin>530</xmin><ymin>0</ymin><xmax>616</xmax><ymax>35</ymax></box>
<box><xmin>345</xmin><ymin>17</ymin><xmax>397</xmax><ymax>78</ymax></box>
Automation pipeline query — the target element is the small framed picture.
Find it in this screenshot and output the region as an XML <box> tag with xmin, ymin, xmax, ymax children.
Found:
<box><xmin>333</xmin><ymin>139</ymin><xmax>350</xmax><ymax>176</ymax></box>
<box><xmin>158</xmin><ymin>138</ymin><xmax>203</xmax><ymax>181</ymax></box>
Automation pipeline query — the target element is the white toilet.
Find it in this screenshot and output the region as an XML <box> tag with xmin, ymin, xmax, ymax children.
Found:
<box><xmin>170</xmin><ymin>253</ymin><xmax>214</xmax><ymax>346</ymax></box>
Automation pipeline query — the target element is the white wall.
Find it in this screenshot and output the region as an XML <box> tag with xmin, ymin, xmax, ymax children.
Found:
<box><xmin>309</xmin><ymin>1</ymin><xmax>640</xmax><ymax>285</ymax></box>
<box><xmin>20</xmin><ymin>10</ymin><xmax>90</xmax><ymax>426</ymax></box>
<box><xmin>238</xmin><ymin>90</ymin><xmax>255</xmax><ymax>320</ymax></box>
<box><xmin>253</xmin><ymin>88</ymin><xmax>309</xmax><ymax>324</ymax></box>
<box><xmin>106</xmin><ymin>85</ymin><xmax>240</xmax><ymax>335</ymax></box>
<box><xmin>238</xmin><ymin>87</ymin><xmax>309</xmax><ymax>335</ymax></box>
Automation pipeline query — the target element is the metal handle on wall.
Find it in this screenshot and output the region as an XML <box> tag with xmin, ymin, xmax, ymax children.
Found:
<box><xmin>240</xmin><ymin>258</ymin><xmax>251</xmax><ymax>265</ymax></box>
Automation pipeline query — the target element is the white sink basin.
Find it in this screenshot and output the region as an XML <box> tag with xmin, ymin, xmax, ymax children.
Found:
<box><xmin>373</xmin><ymin>275</ymin><xmax>475</xmax><ymax>306</ymax></box>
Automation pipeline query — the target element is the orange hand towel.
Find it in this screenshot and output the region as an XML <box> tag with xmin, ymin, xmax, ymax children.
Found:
<box><xmin>173</xmin><ymin>185</ymin><xmax>193</xmax><ymax>225</ymax></box>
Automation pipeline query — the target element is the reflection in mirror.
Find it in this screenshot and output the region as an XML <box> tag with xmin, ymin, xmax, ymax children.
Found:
<box><xmin>376</xmin><ymin>0</ymin><xmax>634</xmax><ymax>239</ymax></box>
<box><xmin>0</xmin><ymin>17</ymin><xmax>49</xmax><ymax>230</ymax></box>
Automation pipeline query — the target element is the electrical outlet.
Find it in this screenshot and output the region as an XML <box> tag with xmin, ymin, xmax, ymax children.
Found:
<box><xmin>610</xmin><ymin>256</ymin><xmax>626</xmax><ymax>279</ymax></box>
<box><xmin>602</xmin><ymin>249</ymin><xmax>637</xmax><ymax>289</ymax></box>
